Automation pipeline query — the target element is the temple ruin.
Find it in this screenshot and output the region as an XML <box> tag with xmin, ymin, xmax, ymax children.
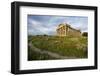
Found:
<box><xmin>56</xmin><ymin>23</ymin><xmax>81</xmax><ymax>37</ymax></box>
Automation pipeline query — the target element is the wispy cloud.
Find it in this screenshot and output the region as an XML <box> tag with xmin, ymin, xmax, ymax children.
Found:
<box><xmin>28</xmin><ymin>15</ymin><xmax>88</xmax><ymax>35</ymax></box>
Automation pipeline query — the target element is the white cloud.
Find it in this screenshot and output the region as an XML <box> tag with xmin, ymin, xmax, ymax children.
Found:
<box><xmin>28</xmin><ymin>19</ymin><xmax>57</xmax><ymax>35</ymax></box>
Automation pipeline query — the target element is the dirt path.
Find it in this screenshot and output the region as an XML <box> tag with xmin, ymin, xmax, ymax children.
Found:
<box><xmin>29</xmin><ymin>42</ymin><xmax>76</xmax><ymax>59</ymax></box>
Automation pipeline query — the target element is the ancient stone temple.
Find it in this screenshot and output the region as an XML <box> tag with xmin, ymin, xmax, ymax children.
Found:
<box><xmin>56</xmin><ymin>23</ymin><xmax>81</xmax><ymax>37</ymax></box>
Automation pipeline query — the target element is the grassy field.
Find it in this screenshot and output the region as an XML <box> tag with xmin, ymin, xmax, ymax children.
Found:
<box><xmin>28</xmin><ymin>35</ymin><xmax>88</xmax><ymax>60</ymax></box>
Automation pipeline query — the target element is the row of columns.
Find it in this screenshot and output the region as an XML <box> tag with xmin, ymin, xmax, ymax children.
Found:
<box><xmin>57</xmin><ymin>26</ymin><xmax>67</xmax><ymax>36</ymax></box>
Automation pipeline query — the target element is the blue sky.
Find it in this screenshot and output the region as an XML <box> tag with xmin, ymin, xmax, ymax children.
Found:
<box><xmin>28</xmin><ymin>15</ymin><xmax>88</xmax><ymax>35</ymax></box>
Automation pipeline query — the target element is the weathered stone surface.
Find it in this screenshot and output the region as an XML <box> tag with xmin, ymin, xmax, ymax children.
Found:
<box><xmin>56</xmin><ymin>23</ymin><xmax>81</xmax><ymax>37</ymax></box>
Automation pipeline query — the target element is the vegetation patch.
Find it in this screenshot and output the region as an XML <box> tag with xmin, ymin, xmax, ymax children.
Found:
<box><xmin>28</xmin><ymin>35</ymin><xmax>88</xmax><ymax>60</ymax></box>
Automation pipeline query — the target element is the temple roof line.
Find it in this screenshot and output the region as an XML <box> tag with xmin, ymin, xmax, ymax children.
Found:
<box><xmin>57</xmin><ymin>23</ymin><xmax>81</xmax><ymax>32</ymax></box>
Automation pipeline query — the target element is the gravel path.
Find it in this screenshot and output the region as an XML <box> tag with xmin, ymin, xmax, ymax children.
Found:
<box><xmin>29</xmin><ymin>42</ymin><xmax>76</xmax><ymax>59</ymax></box>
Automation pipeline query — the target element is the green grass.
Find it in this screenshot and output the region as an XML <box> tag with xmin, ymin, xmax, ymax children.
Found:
<box><xmin>28</xmin><ymin>46</ymin><xmax>57</xmax><ymax>60</ymax></box>
<box><xmin>28</xmin><ymin>35</ymin><xmax>88</xmax><ymax>60</ymax></box>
